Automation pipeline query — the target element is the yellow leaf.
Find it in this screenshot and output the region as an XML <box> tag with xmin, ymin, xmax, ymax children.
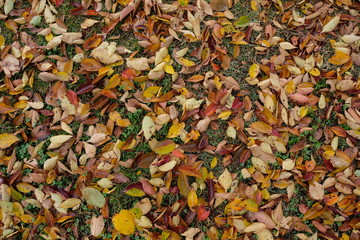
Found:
<box><xmin>60</xmin><ymin>198</ymin><xmax>82</xmax><ymax>209</ymax></box>
<box><xmin>226</xmin><ymin>126</ymin><xmax>236</xmax><ymax>139</ymax></box>
<box><xmin>178</xmin><ymin>0</ymin><xmax>188</xmax><ymax>6</ymax></box>
<box><xmin>126</xmin><ymin>188</ymin><xmax>146</xmax><ymax>197</ymax></box>
<box><xmin>112</xmin><ymin>210</ymin><xmax>136</xmax><ymax>235</ymax></box>
<box><xmin>210</xmin><ymin>157</ymin><xmax>218</xmax><ymax>169</ymax></box>
<box><xmin>153</xmin><ymin>140</ymin><xmax>176</xmax><ymax>155</ymax></box>
<box><xmin>129</xmin><ymin>207</ymin><xmax>143</xmax><ymax>218</ymax></box>
<box><xmin>251</xmin><ymin>157</ymin><xmax>270</xmax><ymax>174</ymax></box>
<box><xmin>219</xmin><ymin>168</ymin><xmax>232</xmax><ymax>191</ymax></box>
<box><xmin>284</xmin><ymin>80</ymin><xmax>295</xmax><ymax>94</ymax></box>
<box><xmin>250</xmin><ymin>0</ymin><xmax>260</xmax><ymax>11</ymax></box>
<box><xmin>167</xmin><ymin>122</ymin><xmax>185</xmax><ymax>138</ymax></box>
<box><xmin>329</xmin><ymin>52</ymin><xmax>350</xmax><ymax>65</ymax></box>
<box><xmin>299</xmin><ymin>106</ymin><xmax>309</xmax><ymax>118</ymax></box>
<box><xmin>164</xmin><ymin>65</ymin><xmax>175</xmax><ymax>74</ymax></box>
<box><xmin>143</xmin><ymin>86</ymin><xmax>161</xmax><ymax>99</ymax></box>
<box><xmin>105</xmin><ymin>74</ymin><xmax>120</xmax><ymax>89</ymax></box>
<box><xmin>244</xmin><ymin>199</ymin><xmax>258</xmax><ymax>212</ymax></box>
<box><xmin>249</xmin><ymin>64</ymin><xmax>260</xmax><ymax>78</ymax></box>
<box><xmin>249</xmin><ymin>121</ymin><xmax>272</xmax><ymax>134</ymax></box>
<box><xmin>218</xmin><ymin>111</ymin><xmax>232</xmax><ymax>120</ymax></box>
<box><xmin>309</xmin><ymin>68</ymin><xmax>320</xmax><ymax>76</ymax></box>
<box><xmin>45</xmin><ymin>33</ymin><xmax>53</xmax><ymax>42</ymax></box>
<box><xmin>179</xmin><ymin>57</ymin><xmax>195</xmax><ymax>67</ymax></box>
<box><xmin>0</xmin><ymin>35</ymin><xmax>5</xmax><ymax>48</ymax></box>
<box><xmin>187</xmin><ymin>189</ymin><xmax>198</xmax><ymax>208</ymax></box>
<box><xmin>16</xmin><ymin>182</ymin><xmax>35</xmax><ymax>193</ymax></box>
<box><xmin>54</xmin><ymin>72</ymin><xmax>71</xmax><ymax>81</ymax></box>
<box><xmin>0</xmin><ymin>133</ymin><xmax>19</xmax><ymax>149</ymax></box>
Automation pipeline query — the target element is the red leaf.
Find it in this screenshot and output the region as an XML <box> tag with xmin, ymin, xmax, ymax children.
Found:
<box><xmin>196</xmin><ymin>205</ymin><xmax>210</xmax><ymax>221</ymax></box>
<box><xmin>67</xmin><ymin>90</ymin><xmax>78</xmax><ymax>106</ymax></box>
<box><xmin>55</xmin><ymin>0</ymin><xmax>64</xmax><ymax>7</ymax></box>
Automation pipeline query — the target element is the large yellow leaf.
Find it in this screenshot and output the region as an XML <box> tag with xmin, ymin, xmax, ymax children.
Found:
<box><xmin>112</xmin><ymin>210</ymin><xmax>136</xmax><ymax>235</ymax></box>
<box><xmin>329</xmin><ymin>52</ymin><xmax>350</xmax><ymax>65</ymax></box>
<box><xmin>0</xmin><ymin>133</ymin><xmax>19</xmax><ymax>149</ymax></box>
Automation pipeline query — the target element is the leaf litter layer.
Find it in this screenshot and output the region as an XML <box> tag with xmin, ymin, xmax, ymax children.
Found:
<box><xmin>0</xmin><ymin>0</ymin><xmax>360</xmax><ymax>239</ymax></box>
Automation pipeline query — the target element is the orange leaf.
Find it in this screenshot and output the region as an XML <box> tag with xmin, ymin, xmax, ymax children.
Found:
<box><xmin>329</xmin><ymin>52</ymin><xmax>351</xmax><ymax>65</ymax></box>
<box><xmin>100</xmin><ymin>89</ymin><xmax>117</xmax><ymax>99</ymax></box>
<box><xmin>249</xmin><ymin>121</ymin><xmax>272</xmax><ymax>134</ymax></box>
<box><xmin>330</xmin><ymin>126</ymin><xmax>347</xmax><ymax>137</ymax></box>
<box><xmin>177</xmin><ymin>165</ymin><xmax>203</xmax><ymax>179</ymax></box>
<box><xmin>81</xmin><ymin>58</ymin><xmax>103</xmax><ymax>71</ymax></box>
<box><xmin>324</xmin><ymin>193</ymin><xmax>338</xmax><ymax>206</ymax></box>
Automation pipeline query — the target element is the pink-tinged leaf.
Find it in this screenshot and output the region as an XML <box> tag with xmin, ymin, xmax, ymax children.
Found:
<box><xmin>55</xmin><ymin>0</ymin><xmax>64</xmax><ymax>7</ymax></box>
<box><xmin>253</xmin><ymin>211</ymin><xmax>276</xmax><ymax>229</ymax></box>
<box><xmin>140</xmin><ymin>179</ymin><xmax>156</xmax><ymax>195</ymax></box>
<box><xmin>289</xmin><ymin>93</ymin><xmax>309</xmax><ymax>104</ymax></box>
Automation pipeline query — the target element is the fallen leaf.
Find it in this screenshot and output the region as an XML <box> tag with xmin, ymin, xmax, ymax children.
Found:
<box><xmin>309</xmin><ymin>182</ymin><xmax>324</xmax><ymax>200</ymax></box>
<box><xmin>90</xmin><ymin>215</ymin><xmax>105</xmax><ymax>237</ymax></box>
<box><xmin>112</xmin><ymin>210</ymin><xmax>135</xmax><ymax>235</ymax></box>
<box><xmin>321</xmin><ymin>15</ymin><xmax>340</xmax><ymax>33</ymax></box>
<box><xmin>81</xmin><ymin>187</ymin><xmax>106</xmax><ymax>208</ymax></box>
<box><xmin>0</xmin><ymin>133</ymin><xmax>19</xmax><ymax>149</ymax></box>
<box><xmin>218</xmin><ymin>168</ymin><xmax>232</xmax><ymax>191</ymax></box>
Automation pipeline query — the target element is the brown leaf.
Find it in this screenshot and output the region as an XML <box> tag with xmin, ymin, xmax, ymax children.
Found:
<box><xmin>309</xmin><ymin>182</ymin><xmax>324</xmax><ymax>200</ymax></box>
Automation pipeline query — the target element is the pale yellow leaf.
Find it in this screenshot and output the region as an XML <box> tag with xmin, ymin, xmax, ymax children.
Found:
<box><xmin>142</xmin><ymin>116</ymin><xmax>155</xmax><ymax>140</ymax></box>
<box><xmin>321</xmin><ymin>15</ymin><xmax>340</xmax><ymax>33</ymax></box>
<box><xmin>244</xmin><ymin>222</ymin><xmax>266</xmax><ymax>233</ymax></box>
<box><xmin>251</xmin><ymin>157</ymin><xmax>270</xmax><ymax>174</ymax></box>
<box><xmin>219</xmin><ymin>168</ymin><xmax>232</xmax><ymax>191</ymax></box>
<box><xmin>126</xmin><ymin>57</ymin><xmax>150</xmax><ymax>71</ymax></box>
<box><xmin>60</xmin><ymin>198</ymin><xmax>82</xmax><ymax>209</ymax></box>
